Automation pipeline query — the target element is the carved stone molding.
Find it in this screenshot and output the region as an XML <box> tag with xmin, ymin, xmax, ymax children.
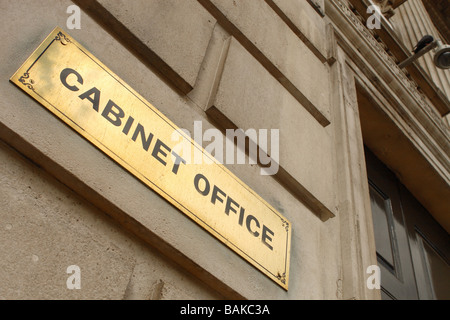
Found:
<box><xmin>372</xmin><ymin>0</ymin><xmax>395</xmax><ymax>19</ymax></box>
<box><xmin>327</xmin><ymin>0</ymin><xmax>450</xmax><ymax>244</ymax></box>
<box><xmin>329</xmin><ymin>0</ymin><xmax>449</xmax><ymax>139</ymax></box>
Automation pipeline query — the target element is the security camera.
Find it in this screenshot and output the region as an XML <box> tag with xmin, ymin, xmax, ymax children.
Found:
<box><xmin>399</xmin><ymin>39</ymin><xmax>450</xmax><ymax>70</ymax></box>
<box><xmin>434</xmin><ymin>40</ymin><xmax>450</xmax><ymax>70</ymax></box>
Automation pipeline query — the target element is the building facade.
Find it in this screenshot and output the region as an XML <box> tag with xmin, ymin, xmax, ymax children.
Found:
<box><xmin>0</xmin><ymin>0</ymin><xmax>448</xmax><ymax>300</ymax></box>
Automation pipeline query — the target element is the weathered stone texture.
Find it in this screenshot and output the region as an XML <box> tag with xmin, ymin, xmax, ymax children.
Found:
<box><xmin>97</xmin><ymin>0</ymin><xmax>216</xmax><ymax>89</ymax></box>
<box><xmin>214</xmin><ymin>39</ymin><xmax>336</xmax><ymax>215</ymax></box>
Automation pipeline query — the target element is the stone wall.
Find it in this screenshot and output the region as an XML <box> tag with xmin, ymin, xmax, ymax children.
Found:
<box><xmin>0</xmin><ymin>0</ymin><xmax>382</xmax><ymax>300</ymax></box>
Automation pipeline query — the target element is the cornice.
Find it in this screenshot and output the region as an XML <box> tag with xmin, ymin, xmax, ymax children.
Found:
<box><xmin>326</xmin><ymin>0</ymin><xmax>449</xmax><ymax>178</ymax></box>
<box><xmin>347</xmin><ymin>0</ymin><xmax>450</xmax><ymax>117</ymax></box>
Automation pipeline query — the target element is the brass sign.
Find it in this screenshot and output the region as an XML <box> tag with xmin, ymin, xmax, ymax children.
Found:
<box><xmin>10</xmin><ymin>27</ymin><xmax>291</xmax><ymax>289</ymax></box>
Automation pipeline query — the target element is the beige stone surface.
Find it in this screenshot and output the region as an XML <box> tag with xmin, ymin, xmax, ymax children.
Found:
<box><xmin>271</xmin><ymin>0</ymin><xmax>328</xmax><ymax>60</ymax></box>
<box><xmin>0</xmin><ymin>0</ymin><xmax>366</xmax><ymax>300</ymax></box>
<box><xmin>207</xmin><ymin>0</ymin><xmax>331</xmax><ymax>122</ymax></box>
<box><xmin>0</xmin><ymin>141</ymin><xmax>223</xmax><ymax>300</ymax></box>
<box><xmin>214</xmin><ymin>39</ymin><xmax>336</xmax><ymax>215</ymax></box>
<box><xmin>97</xmin><ymin>0</ymin><xmax>216</xmax><ymax>88</ymax></box>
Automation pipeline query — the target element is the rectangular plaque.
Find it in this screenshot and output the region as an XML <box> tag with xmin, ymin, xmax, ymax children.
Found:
<box><xmin>10</xmin><ymin>27</ymin><xmax>291</xmax><ymax>290</ymax></box>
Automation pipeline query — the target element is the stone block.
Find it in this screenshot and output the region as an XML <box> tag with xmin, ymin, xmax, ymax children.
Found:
<box><xmin>214</xmin><ymin>39</ymin><xmax>336</xmax><ymax>217</ymax></box>
<box><xmin>97</xmin><ymin>0</ymin><xmax>216</xmax><ymax>88</ymax></box>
